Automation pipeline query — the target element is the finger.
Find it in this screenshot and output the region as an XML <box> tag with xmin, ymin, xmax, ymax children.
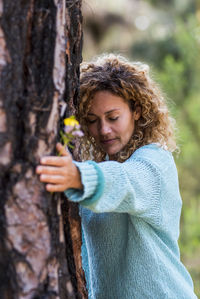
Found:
<box><xmin>36</xmin><ymin>165</ymin><xmax>65</xmax><ymax>175</ymax></box>
<box><xmin>46</xmin><ymin>183</ymin><xmax>66</xmax><ymax>192</ymax></box>
<box><xmin>40</xmin><ymin>156</ymin><xmax>69</xmax><ymax>166</ymax></box>
<box><xmin>56</xmin><ymin>143</ymin><xmax>69</xmax><ymax>157</ymax></box>
<box><xmin>40</xmin><ymin>174</ymin><xmax>65</xmax><ymax>184</ymax></box>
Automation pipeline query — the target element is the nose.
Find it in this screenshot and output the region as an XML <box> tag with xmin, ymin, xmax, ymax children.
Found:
<box><xmin>99</xmin><ymin>120</ymin><xmax>111</xmax><ymax>135</ymax></box>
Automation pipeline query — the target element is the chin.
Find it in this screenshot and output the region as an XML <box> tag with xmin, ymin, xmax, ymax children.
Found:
<box><xmin>106</xmin><ymin>148</ymin><xmax>121</xmax><ymax>157</ymax></box>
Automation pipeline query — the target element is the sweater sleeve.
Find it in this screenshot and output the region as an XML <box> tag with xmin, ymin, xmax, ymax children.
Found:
<box><xmin>65</xmin><ymin>156</ymin><xmax>162</xmax><ymax>225</ymax></box>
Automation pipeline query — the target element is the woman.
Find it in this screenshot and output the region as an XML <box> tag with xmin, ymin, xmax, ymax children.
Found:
<box><xmin>36</xmin><ymin>54</ymin><xmax>197</xmax><ymax>299</ymax></box>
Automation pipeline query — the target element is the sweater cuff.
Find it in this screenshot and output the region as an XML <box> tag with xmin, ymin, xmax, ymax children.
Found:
<box><xmin>64</xmin><ymin>161</ymin><xmax>104</xmax><ymax>206</ymax></box>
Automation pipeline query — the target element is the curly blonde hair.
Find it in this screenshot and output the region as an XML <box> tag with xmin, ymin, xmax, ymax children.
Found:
<box><xmin>76</xmin><ymin>54</ymin><xmax>177</xmax><ymax>162</ymax></box>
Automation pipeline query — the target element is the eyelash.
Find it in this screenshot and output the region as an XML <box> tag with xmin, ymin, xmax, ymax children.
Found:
<box><xmin>109</xmin><ymin>117</ymin><xmax>118</xmax><ymax>121</ymax></box>
<box><xmin>87</xmin><ymin>117</ymin><xmax>119</xmax><ymax>124</ymax></box>
<box><xmin>87</xmin><ymin>119</ymin><xmax>96</xmax><ymax>124</ymax></box>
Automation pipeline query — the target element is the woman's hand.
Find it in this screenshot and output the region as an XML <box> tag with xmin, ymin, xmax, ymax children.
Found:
<box><xmin>36</xmin><ymin>143</ymin><xmax>83</xmax><ymax>192</ymax></box>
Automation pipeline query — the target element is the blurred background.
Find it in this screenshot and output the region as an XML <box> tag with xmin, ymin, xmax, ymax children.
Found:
<box><xmin>82</xmin><ymin>0</ymin><xmax>200</xmax><ymax>296</ymax></box>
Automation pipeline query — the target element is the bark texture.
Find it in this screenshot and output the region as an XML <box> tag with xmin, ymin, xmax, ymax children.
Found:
<box><xmin>0</xmin><ymin>0</ymin><xmax>86</xmax><ymax>298</ymax></box>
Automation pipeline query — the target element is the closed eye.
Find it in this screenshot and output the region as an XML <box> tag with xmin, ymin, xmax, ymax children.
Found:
<box><xmin>87</xmin><ymin>118</ymin><xmax>97</xmax><ymax>124</ymax></box>
<box><xmin>87</xmin><ymin>116</ymin><xmax>119</xmax><ymax>123</ymax></box>
<box><xmin>109</xmin><ymin>117</ymin><xmax>119</xmax><ymax>121</ymax></box>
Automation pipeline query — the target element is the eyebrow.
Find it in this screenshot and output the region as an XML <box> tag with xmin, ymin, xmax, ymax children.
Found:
<box><xmin>88</xmin><ymin>109</ymin><xmax>120</xmax><ymax>116</ymax></box>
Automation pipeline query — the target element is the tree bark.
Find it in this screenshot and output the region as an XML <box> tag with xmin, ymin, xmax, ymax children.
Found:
<box><xmin>0</xmin><ymin>0</ymin><xmax>86</xmax><ymax>298</ymax></box>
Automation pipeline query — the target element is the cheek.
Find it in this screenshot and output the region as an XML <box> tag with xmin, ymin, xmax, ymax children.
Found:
<box><xmin>88</xmin><ymin>125</ymin><xmax>98</xmax><ymax>138</ymax></box>
<box><xmin>122</xmin><ymin>119</ymin><xmax>135</xmax><ymax>139</ymax></box>
<box><xmin>119</xmin><ymin>116</ymin><xmax>134</xmax><ymax>133</ymax></box>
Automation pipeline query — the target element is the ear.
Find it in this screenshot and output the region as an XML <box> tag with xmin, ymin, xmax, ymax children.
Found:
<box><xmin>133</xmin><ymin>105</ymin><xmax>141</xmax><ymax>121</ymax></box>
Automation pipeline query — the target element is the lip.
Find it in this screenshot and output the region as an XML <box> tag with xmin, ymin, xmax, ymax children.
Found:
<box><xmin>100</xmin><ymin>138</ymin><xmax>117</xmax><ymax>145</ymax></box>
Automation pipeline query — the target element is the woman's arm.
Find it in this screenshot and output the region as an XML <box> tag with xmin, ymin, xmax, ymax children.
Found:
<box><xmin>64</xmin><ymin>145</ymin><xmax>177</xmax><ymax>227</ymax></box>
<box><xmin>68</xmin><ymin>157</ymin><xmax>161</xmax><ymax>220</ymax></box>
<box><xmin>37</xmin><ymin>144</ymin><xmax>174</xmax><ymax>227</ymax></box>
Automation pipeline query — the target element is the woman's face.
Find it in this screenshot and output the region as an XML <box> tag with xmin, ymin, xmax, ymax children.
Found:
<box><xmin>87</xmin><ymin>91</ymin><xmax>141</xmax><ymax>159</ymax></box>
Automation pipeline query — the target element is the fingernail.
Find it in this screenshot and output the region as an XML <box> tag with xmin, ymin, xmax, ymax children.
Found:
<box><xmin>36</xmin><ymin>166</ymin><xmax>41</xmax><ymax>173</ymax></box>
<box><xmin>41</xmin><ymin>158</ymin><xmax>46</xmax><ymax>164</ymax></box>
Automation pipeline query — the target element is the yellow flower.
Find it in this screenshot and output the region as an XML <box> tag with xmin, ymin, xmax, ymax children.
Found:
<box><xmin>64</xmin><ymin>116</ymin><xmax>79</xmax><ymax>127</ymax></box>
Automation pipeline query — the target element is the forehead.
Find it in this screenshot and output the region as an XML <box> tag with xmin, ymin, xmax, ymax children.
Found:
<box><xmin>89</xmin><ymin>91</ymin><xmax>128</xmax><ymax>114</ymax></box>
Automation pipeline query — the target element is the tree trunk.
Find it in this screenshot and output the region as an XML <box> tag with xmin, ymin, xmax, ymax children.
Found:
<box><xmin>0</xmin><ymin>0</ymin><xmax>86</xmax><ymax>298</ymax></box>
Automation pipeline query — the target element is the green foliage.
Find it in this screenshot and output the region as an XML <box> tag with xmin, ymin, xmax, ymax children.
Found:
<box><xmin>148</xmin><ymin>0</ymin><xmax>174</xmax><ymax>5</ymax></box>
<box><xmin>131</xmin><ymin>37</ymin><xmax>181</xmax><ymax>70</ymax></box>
<box><xmin>146</xmin><ymin>0</ymin><xmax>196</xmax><ymax>16</ymax></box>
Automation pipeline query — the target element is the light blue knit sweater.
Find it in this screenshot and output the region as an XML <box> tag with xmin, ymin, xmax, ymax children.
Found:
<box><xmin>65</xmin><ymin>144</ymin><xmax>197</xmax><ymax>299</ymax></box>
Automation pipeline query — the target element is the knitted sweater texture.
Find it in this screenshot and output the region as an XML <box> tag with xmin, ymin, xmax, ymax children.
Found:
<box><xmin>65</xmin><ymin>144</ymin><xmax>197</xmax><ymax>299</ymax></box>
